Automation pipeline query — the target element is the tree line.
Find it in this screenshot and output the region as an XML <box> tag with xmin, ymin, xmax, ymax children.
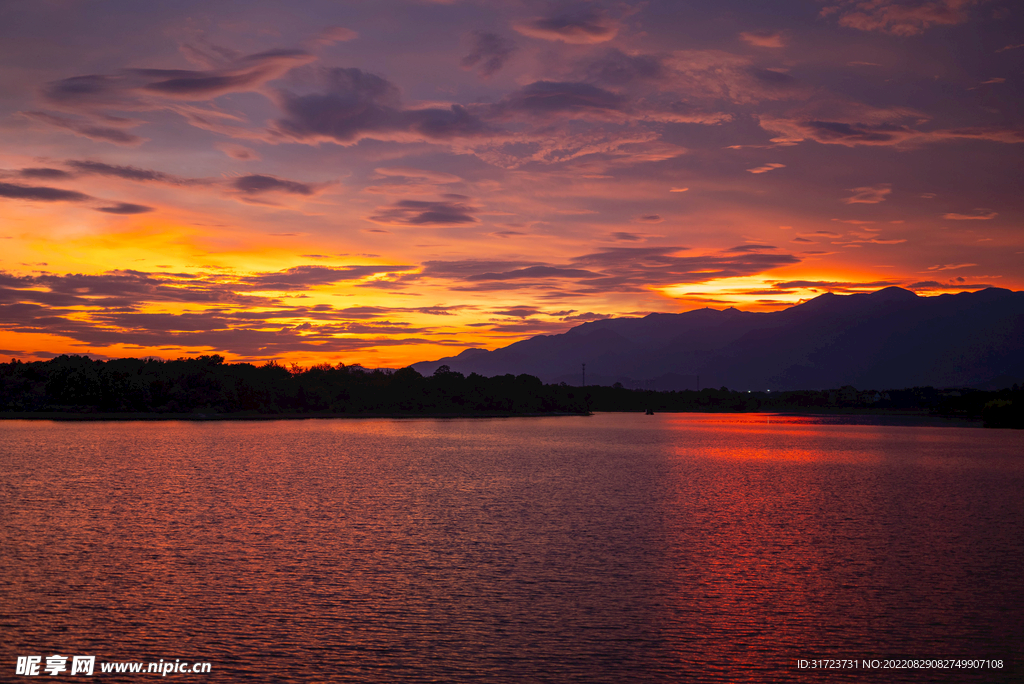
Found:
<box><xmin>0</xmin><ymin>355</ymin><xmax>587</xmax><ymax>416</ymax></box>
<box><xmin>0</xmin><ymin>355</ymin><xmax>1020</xmax><ymax>427</ymax></box>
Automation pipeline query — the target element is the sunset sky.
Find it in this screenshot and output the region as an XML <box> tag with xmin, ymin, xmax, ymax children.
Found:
<box><xmin>1</xmin><ymin>0</ymin><xmax>1022</xmax><ymax>367</ymax></box>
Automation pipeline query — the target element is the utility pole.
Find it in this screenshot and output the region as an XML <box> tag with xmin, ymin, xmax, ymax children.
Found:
<box><xmin>582</xmin><ymin>363</ymin><xmax>586</xmax><ymax>387</ymax></box>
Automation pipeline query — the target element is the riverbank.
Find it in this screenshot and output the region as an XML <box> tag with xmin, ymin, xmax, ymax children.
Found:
<box><xmin>0</xmin><ymin>408</ymin><xmax>989</xmax><ymax>428</ymax></box>
<box><xmin>0</xmin><ymin>410</ymin><xmax>592</xmax><ymax>421</ymax></box>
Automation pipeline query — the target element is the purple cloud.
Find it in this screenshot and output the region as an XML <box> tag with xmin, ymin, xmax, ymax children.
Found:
<box><xmin>21</xmin><ymin>111</ymin><xmax>145</xmax><ymax>146</ymax></box>
<box><xmin>232</xmin><ymin>174</ymin><xmax>317</xmax><ymax>196</ymax></box>
<box><xmin>237</xmin><ymin>265</ymin><xmax>413</xmax><ymax>290</ymax></box>
<box><xmin>369</xmin><ymin>199</ymin><xmax>478</xmax><ymax>226</ymax></box>
<box><xmin>498</xmin><ymin>80</ymin><xmax>624</xmax><ymax>116</ymax></box>
<box><xmin>466</xmin><ymin>266</ymin><xmax>602</xmax><ymax>281</ymax></box>
<box><xmin>583</xmin><ymin>49</ymin><xmax>667</xmax><ymax>86</ymax></box>
<box><xmin>0</xmin><ymin>182</ymin><xmax>91</xmax><ymax>202</ymax></box>
<box><xmin>273</xmin><ymin>68</ymin><xmax>491</xmax><ymax>144</ymax></box>
<box><xmin>420</xmin><ymin>247</ymin><xmax>801</xmax><ymax>294</ymax></box>
<box><xmin>134</xmin><ymin>49</ymin><xmax>311</xmax><ymax>98</ymax></box>
<box><xmin>96</xmin><ymin>202</ymin><xmax>154</xmax><ymax>215</ymax></box>
<box><xmin>843</xmin><ymin>184</ymin><xmax>891</xmax><ymax>204</ymax></box>
<box><xmin>515</xmin><ymin>8</ymin><xmax>617</xmax><ymax>44</ymax></box>
<box><xmin>461</xmin><ymin>31</ymin><xmax>516</xmax><ymax>78</ymax></box>
<box><xmin>18</xmin><ymin>168</ymin><xmax>73</xmax><ymax>180</ymax></box>
<box><xmin>67</xmin><ymin>160</ymin><xmax>189</xmax><ymax>184</ymax></box>
<box><xmin>822</xmin><ymin>0</ymin><xmax>981</xmax><ymax>36</ymax></box>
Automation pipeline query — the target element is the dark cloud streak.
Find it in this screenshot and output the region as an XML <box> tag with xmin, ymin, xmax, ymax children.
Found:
<box><xmin>237</xmin><ymin>265</ymin><xmax>413</xmax><ymax>290</ymax></box>
<box><xmin>0</xmin><ymin>182</ymin><xmax>91</xmax><ymax>203</ymax></box>
<box><xmin>232</xmin><ymin>175</ymin><xmax>317</xmax><ymax>196</ymax></box>
<box><xmin>19</xmin><ymin>168</ymin><xmax>73</xmax><ymax>180</ymax></box>
<box><xmin>419</xmin><ymin>247</ymin><xmax>801</xmax><ymax>293</ymax></box>
<box><xmin>67</xmin><ymin>160</ymin><xmax>189</xmax><ymax>184</ymax></box>
<box><xmin>96</xmin><ymin>202</ymin><xmax>153</xmax><ymax>214</ymax></box>
<box><xmin>370</xmin><ymin>199</ymin><xmax>478</xmax><ymax>226</ymax></box>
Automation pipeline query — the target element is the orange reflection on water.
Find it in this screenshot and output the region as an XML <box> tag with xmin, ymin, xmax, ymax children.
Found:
<box><xmin>652</xmin><ymin>412</ymin><xmax>1024</xmax><ymax>680</ymax></box>
<box><xmin>660</xmin><ymin>412</ymin><xmax>896</xmax><ymax>465</ymax></box>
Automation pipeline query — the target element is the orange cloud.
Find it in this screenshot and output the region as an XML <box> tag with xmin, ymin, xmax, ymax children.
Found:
<box><xmin>843</xmin><ymin>184</ymin><xmax>891</xmax><ymax>204</ymax></box>
<box><xmin>739</xmin><ymin>31</ymin><xmax>786</xmax><ymax>48</ymax></box>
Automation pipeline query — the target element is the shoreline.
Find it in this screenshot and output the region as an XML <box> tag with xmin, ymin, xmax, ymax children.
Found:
<box><xmin>0</xmin><ymin>410</ymin><xmax>592</xmax><ymax>421</ymax></box>
<box><xmin>0</xmin><ymin>408</ymin><xmax>985</xmax><ymax>425</ymax></box>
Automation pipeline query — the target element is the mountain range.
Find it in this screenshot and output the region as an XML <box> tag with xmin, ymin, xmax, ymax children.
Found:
<box><xmin>412</xmin><ymin>288</ymin><xmax>1024</xmax><ymax>391</ymax></box>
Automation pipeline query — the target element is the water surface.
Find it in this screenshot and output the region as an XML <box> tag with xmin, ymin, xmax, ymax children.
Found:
<box><xmin>2</xmin><ymin>414</ymin><xmax>1021</xmax><ymax>681</ymax></box>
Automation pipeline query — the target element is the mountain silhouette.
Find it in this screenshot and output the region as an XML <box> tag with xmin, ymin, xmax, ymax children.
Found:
<box><xmin>413</xmin><ymin>288</ymin><xmax>1024</xmax><ymax>390</ymax></box>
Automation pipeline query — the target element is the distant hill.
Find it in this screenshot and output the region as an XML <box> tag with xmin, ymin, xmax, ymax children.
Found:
<box><xmin>412</xmin><ymin>288</ymin><xmax>1024</xmax><ymax>391</ymax></box>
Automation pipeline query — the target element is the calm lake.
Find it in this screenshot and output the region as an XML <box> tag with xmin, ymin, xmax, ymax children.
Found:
<box><xmin>2</xmin><ymin>414</ymin><xmax>1022</xmax><ymax>682</ymax></box>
